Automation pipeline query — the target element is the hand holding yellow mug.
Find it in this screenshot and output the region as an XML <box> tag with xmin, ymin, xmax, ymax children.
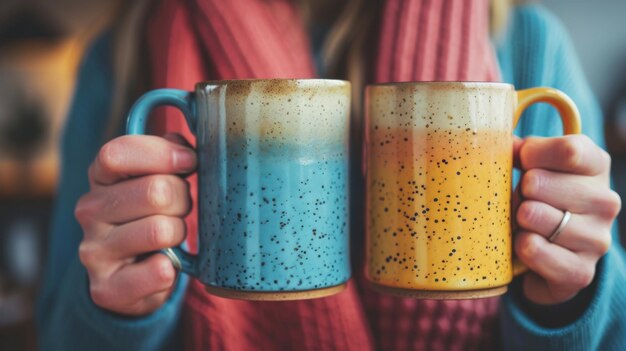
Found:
<box><xmin>364</xmin><ymin>82</ymin><xmax>581</xmax><ymax>299</ymax></box>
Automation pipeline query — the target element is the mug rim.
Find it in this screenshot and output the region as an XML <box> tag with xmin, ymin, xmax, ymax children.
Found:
<box><xmin>196</xmin><ymin>78</ymin><xmax>350</xmax><ymax>89</ymax></box>
<box><xmin>366</xmin><ymin>81</ymin><xmax>514</xmax><ymax>89</ymax></box>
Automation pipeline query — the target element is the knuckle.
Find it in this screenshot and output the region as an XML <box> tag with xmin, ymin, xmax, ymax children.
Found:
<box><xmin>560</xmin><ymin>136</ymin><xmax>585</xmax><ymax>170</ymax></box>
<box><xmin>515</xmin><ymin>233</ymin><xmax>539</xmax><ymax>261</ymax></box>
<box><xmin>97</xmin><ymin>141</ymin><xmax>123</xmax><ymax>173</ymax></box>
<box><xmin>147</xmin><ymin>177</ymin><xmax>173</xmax><ymax>210</ymax></box>
<box><xmin>154</xmin><ymin>258</ymin><xmax>176</xmax><ymax>284</ymax></box>
<box><xmin>522</xmin><ymin>235</ymin><xmax>546</xmax><ymax>262</ymax></box>
<box><xmin>523</xmin><ymin>238</ymin><xmax>543</xmax><ymax>261</ymax></box>
<box><xmin>591</xmin><ymin>190</ymin><xmax>622</xmax><ymax>219</ymax></box>
<box><xmin>74</xmin><ymin>195</ymin><xmax>96</xmax><ymax>227</ymax></box>
<box><xmin>592</xmin><ymin>233</ymin><xmax>612</xmax><ymax>256</ymax></box>
<box><xmin>521</xmin><ymin>169</ymin><xmax>546</xmax><ymax>199</ymax></box>
<box><xmin>571</xmin><ymin>265</ymin><xmax>595</xmax><ymax>289</ymax></box>
<box><xmin>148</xmin><ymin>216</ymin><xmax>175</xmax><ymax>248</ymax></box>
<box><xmin>165</xmin><ymin>148</ymin><xmax>178</xmax><ymax>171</ymax></box>
<box><xmin>89</xmin><ymin>284</ymin><xmax>112</xmax><ymax>308</ymax></box>
<box><xmin>517</xmin><ymin>201</ymin><xmax>542</xmax><ymax>230</ymax></box>
<box><xmin>601</xmin><ymin>190</ymin><xmax>622</xmax><ymax>219</ymax></box>
<box><xmin>78</xmin><ymin>241</ymin><xmax>98</xmax><ymax>267</ymax></box>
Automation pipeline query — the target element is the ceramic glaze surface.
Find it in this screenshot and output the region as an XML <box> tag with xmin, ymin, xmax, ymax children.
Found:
<box><xmin>365</xmin><ymin>83</ymin><xmax>516</xmax><ymax>291</ymax></box>
<box><xmin>195</xmin><ymin>80</ymin><xmax>351</xmax><ymax>291</ymax></box>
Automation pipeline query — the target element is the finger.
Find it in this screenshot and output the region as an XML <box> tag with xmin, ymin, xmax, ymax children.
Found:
<box><xmin>106</xmin><ymin>254</ymin><xmax>177</xmax><ymax>307</ymax></box>
<box><xmin>137</xmin><ymin>290</ymin><xmax>175</xmax><ymax>315</ymax></box>
<box><xmin>161</xmin><ymin>133</ymin><xmax>197</xmax><ymax>181</ymax></box>
<box><xmin>522</xmin><ymin>272</ymin><xmax>579</xmax><ymax>304</ymax></box>
<box><xmin>511</xmin><ymin>185</ymin><xmax>522</xmax><ymax>230</ymax></box>
<box><xmin>520</xmin><ymin>135</ymin><xmax>610</xmax><ymax>176</ymax></box>
<box><xmin>79</xmin><ymin>234</ymin><xmax>117</xmax><ymax>274</ymax></box>
<box><xmin>89</xmin><ymin>135</ymin><xmax>196</xmax><ymax>186</ymax></box>
<box><xmin>75</xmin><ymin>196</ymin><xmax>113</xmax><ymax>234</ymax></box>
<box><xmin>513</xmin><ymin>136</ymin><xmax>523</xmax><ymax>170</ymax></box>
<box><xmin>81</xmin><ymin>175</ymin><xmax>191</xmax><ymax>224</ymax></box>
<box><xmin>106</xmin><ymin>215</ymin><xmax>186</xmax><ymax>258</ymax></box>
<box><xmin>516</xmin><ymin>200</ymin><xmax>611</xmax><ymax>254</ymax></box>
<box><xmin>103</xmin><ymin>289</ymin><xmax>175</xmax><ymax>316</ymax></box>
<box><xmin>515</xmin><ymin>231</ymin><xmax>594</xmax><ymax>290</ymax></box>
<box><xmin>521</xmin><ymin>169</ymin><xmax>619</xmax><ymax>215</ymax></box>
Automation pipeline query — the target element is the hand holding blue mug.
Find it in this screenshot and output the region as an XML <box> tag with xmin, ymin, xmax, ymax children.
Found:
<box><xmin>75</xmin><ymin>133</ymin><xmax>195</xmax><ymax>316</ymax></box>
<box><xmin>90</xmin><ymin>79</ymin><xmax>352</xmax><ymax>303</ymax></box>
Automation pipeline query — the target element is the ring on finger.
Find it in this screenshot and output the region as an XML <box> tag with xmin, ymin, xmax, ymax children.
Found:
<box><xmin>548</xmin><ymin>210</ymin><xmax>572</xmax><ymax>243</ymax></box>
<box><xmin>162</xmin><ymin>248</ymin><xmax>182</xmax><ymax>270</ymax></box>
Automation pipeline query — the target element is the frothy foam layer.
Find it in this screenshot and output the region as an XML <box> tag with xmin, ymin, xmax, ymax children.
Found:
<box><xmin>197</xmin><ymin>80</ymin><xmax>350</xmax><ymax>145</ymax></box>
<box><xmin>366</xmin><ymin>83</ymin><xmax>515</xmax><ymax>132</ymax></box>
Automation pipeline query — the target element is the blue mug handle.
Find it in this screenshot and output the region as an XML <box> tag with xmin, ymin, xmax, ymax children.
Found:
<box><xmin>126</xmin><ymin>89</ymin><xmax>199</xmax><ymax>278</ymax></box>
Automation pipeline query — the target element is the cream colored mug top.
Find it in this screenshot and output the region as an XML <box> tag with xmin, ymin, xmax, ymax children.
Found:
<box><xmin>366</xmin><ymin>82</ymin><xmax>516</xmax><ymax>132</ymax></box>
<box><xmin>196</xmin><ymin>79</ymin><xmax>351</xmax><ymax>145</ymax></box>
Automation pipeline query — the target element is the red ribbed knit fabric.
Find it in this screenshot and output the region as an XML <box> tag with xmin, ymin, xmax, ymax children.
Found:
<box><xmin>147</xmin><ymin>1</ymin><xmax>500</xmax><ymax>350</ymax></box>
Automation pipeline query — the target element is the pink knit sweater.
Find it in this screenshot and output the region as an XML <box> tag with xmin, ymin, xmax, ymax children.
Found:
<box><xmin>147</xmin><ymin>1</ymin><xmax>500</xmax><ymax>350</ymax></box>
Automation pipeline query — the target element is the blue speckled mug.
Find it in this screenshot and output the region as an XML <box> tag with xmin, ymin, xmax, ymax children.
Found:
<box><xmin>127</xmin><ymin>79</ymin><xmax>351</xmax><ymax>300</ymax></box>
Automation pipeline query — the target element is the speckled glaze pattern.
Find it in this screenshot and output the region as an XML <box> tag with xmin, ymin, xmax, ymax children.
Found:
<box><xmin>365</xmin><ymin>82</ymin><xmax>516</xmax><ymax>292</ymax></box>
<box><xmin>195</xmin><ymin>79</ymin><xmax>351</xmax><ymax>292</ymax></box>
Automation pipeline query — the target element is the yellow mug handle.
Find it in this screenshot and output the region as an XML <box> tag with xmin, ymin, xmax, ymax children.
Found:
<box><xmin>511</xmin><ymin>87</ymin><xmax>582</xmax><ymax>276</ymax></box>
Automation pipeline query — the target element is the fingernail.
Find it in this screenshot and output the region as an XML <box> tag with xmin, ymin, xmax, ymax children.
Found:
<box><xmin>173</xmin><ymin>149</ymin><xmax>196</xmax><ymax>171</ymax></box>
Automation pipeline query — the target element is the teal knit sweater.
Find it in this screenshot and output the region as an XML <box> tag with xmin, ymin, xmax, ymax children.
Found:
<box><xmin>37</xmin><ymin>5</ymin><xmax>626</xmax><ymax>351</ymax></box>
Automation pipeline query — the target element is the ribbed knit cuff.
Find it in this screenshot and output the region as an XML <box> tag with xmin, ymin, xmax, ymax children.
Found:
<box><xmin>499</xmin><ymin>248</ymin><xmax>625</xmax><ymax>350</ymax></box>
<box><xmin>511</xmin><ymin>273</ymin><xmax>596</xmax><ymax>329</ymax></box>
<box><xmin>44</xmin><ymin>258</ymin><xmax>188</xmax><ymax>351</ymax></box>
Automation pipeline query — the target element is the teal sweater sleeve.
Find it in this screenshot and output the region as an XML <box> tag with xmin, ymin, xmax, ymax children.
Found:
<box><xmin>36</xmin><ymin>32</ymin><xmax>188</xmax><ymax>351</ymax></box>
<box><xmin>39</xmin><ymin>6</ymin><xmax>626</xmax><ymax>351</ymax></box>
<box><xmin>496</xmin><ymin>5</ymin><xmax>626</xmax><ymax>351</ymax></box>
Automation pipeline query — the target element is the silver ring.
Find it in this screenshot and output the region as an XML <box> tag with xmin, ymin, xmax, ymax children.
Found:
<box><xmin>548</xmin><ymin>210</ymin><xmax>571</xmax><ymax>243</ymax></box>
<box><xmin>162</xmin><ymin>248</ymin><xmax>182</xmax><ymax>270</ymax></box>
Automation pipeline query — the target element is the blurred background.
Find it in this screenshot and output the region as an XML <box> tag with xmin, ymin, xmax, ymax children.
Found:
<box><xmin>0</xmin><ymin>0</ymin><xmax>624</xmax><ymax>350</ymax></box>
<box><xmin>0</xmin><ymin>1</ymin><xmax>120</xmax><ymax>350</ymax></box>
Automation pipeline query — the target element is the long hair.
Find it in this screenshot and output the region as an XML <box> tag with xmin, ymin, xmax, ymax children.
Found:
<box><xmin>104</xmin><ymin>0</ymin><xmax>515</xmax><ymax>139</ymax></box>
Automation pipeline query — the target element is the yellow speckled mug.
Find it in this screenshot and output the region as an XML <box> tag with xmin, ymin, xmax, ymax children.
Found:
<box><xmin>364</xmin><ymin>82</ymin><xmax>581</xmax><ymax>299</ymax></box>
